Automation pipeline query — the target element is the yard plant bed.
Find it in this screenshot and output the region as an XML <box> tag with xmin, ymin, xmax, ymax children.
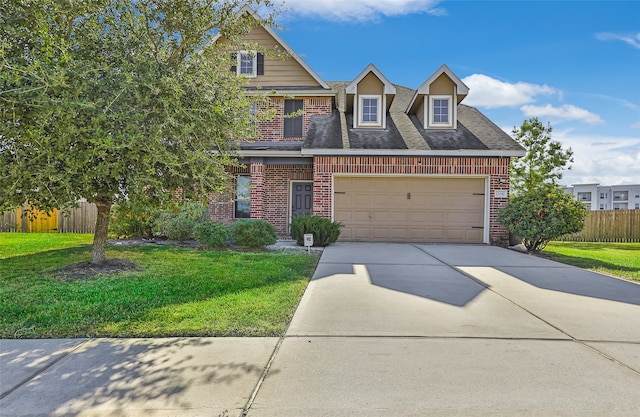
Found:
<box><xmin>0</xmin><ymin>233</ymin><xmax>318</xmax><ymax>338</ymax></box>
<box><xmin>542</xmin><ymin>241</ymin><xmax>640</xmax><ymax>283</ymax></box>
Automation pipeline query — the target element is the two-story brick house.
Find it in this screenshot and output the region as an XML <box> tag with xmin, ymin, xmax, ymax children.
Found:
<box><xmin>208</xmin><ymin>7</ymin><xmax>525</xmax><ymax>245</ymax></box>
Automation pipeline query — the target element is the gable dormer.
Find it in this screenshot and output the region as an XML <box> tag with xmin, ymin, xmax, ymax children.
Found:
<box><xmin>407</xmin><ymin>64</ymin><xmax>469</xmax><ymax>129</ymax></box>
<box><xmin>346</xmin><ymin>64</ymin><xmax>396</xmax><ymax>129</ymax></box>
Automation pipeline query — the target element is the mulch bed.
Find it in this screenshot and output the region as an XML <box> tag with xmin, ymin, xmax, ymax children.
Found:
<box><xmin>54</xmin><ymin>258</ymin><xmax>139</xmax><ymax>281</ymax></box>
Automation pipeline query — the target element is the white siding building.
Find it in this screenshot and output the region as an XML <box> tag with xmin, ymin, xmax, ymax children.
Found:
<box><xmin>563</xmin><ymin>184</ymin><xmax>640</xmax><ymax>211</ymax></box>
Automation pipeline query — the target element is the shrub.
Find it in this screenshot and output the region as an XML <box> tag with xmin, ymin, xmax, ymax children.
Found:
<box><xmin>498</xmin><ymin>187</ymin><xmax>589</xmax><ymax>252</ymax></box>
<box><xmin>229</xmin><ymin>219</ymin><xmax>277</xmax><ymax>249</ymax></box>
<box><xmin>193</xmin><ymin>221</ymin><xmax>229</xmax><ymax>248</ymax></box>
<box><xmin>109</xmin><ymin>201</ymin><xmax>157</xmax><ymax>239</ymax></box>
<box><xmin>290</xmin><ymin>215</ymin><xmax>342</xmax><ymax>247</ymax></box>
<box><xmin>153</xmin><ymin>201</ymin><xmax>208</xmax><ymax>241</ymax></box>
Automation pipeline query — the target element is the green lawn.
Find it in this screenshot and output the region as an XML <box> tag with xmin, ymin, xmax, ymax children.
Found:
<box><xmin>542</xmin><ymin>241</ymin><xmax>640</xmax><ymax>283</ymax></box>
<box><xmin>0</xmin><ymin>233</ymin><xmax>318</xmax><ymax>338</ymax></box>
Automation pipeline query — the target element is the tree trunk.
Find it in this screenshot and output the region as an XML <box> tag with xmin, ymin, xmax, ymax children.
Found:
<box><xmin>92</xmin><ymin>199</ymin><xmax>112</xmax><ymax>264</ymax></box>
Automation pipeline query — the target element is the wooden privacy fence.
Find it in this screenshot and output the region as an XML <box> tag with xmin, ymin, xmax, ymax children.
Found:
<box><xmin>561</xmin><ymin>209</ymin><xmax>640</xmax><ymax>242</ymax></box>
<box><xmin>0</xmin><ymin>202</ymin><xmax>97</xmax><ymax>233</ymax></box>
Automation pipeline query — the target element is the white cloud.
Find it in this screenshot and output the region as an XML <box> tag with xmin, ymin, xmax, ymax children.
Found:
<box><xmin>461</xmin><ymin>74</ymin><xmax>557</xmax><ymax>108</ymax></box>
<box><xmin>551</xmin><ymin>130</ymin><xmax>640</xmax><ymax>186</ymax></box>
<box><xmin>631</xmin><ymin>121</ymin><xmax>640</xmax><ymax>129</ymax></box>
<box><xmin>521</xmin><ymin>104</ymin><xmax>604</xmax><ymax>125</ymax></box>
<box><xmin>596</xmin><ymin>32</ymin><xmax>640</xmax><ymax>49</ymax></box>
<box><xmin>277</xmin><ymin>0</ymin><xmax>445</xmax><ymax>22</ymax></box>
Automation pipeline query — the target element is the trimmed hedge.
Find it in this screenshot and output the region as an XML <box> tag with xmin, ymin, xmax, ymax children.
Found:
<box><xmin>290</xmin><ymin>215</ymin><xmax>342</xmax><ymax>247</ymax></box>
<box><xmin>229</xmin><ymin>219</ymin><xmax>277</xmax><ymax>249</ymax></box>
<box><xmin>193</xmin><ymin>220</ymin><xmax>229</xmax><ymax>248</ymax></box>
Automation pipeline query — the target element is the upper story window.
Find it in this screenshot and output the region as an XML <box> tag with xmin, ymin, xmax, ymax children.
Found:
<box><xmin>433</xmin><ymin>99</ymin><xmax>449</xmax><ymax>123</ymax></box>
<box><xmin>428</xmin><ymin>95</ymin><xmax>453</xmax><ymax>128</ymax></box>
<box><xmin>359</xmin><ymin>95</ymin><xmax>382</xmax><ymax>127</ymax></box>
<box><xmin>600</xmin><ymin>192</ymin><xmax>607</xmax><ymax>199</ymax></box>
<box><xmin>284</xmin><ymin>99</ymin><xmax>304</xmax><ymax>138</ymax></box>
<box><xmin>577</xmin><ymin>192</ymin><xmax>591</xmax><ymax>201</ymax></box>
<box><xmin>613</xmin><ymin>191</ymin><xmax>628</xmax><ymax>201</ymax></box>
<box><xmin>231</xmin><ymin>51</ymin><xmax>264</xmax><ymax>78</ymax></box>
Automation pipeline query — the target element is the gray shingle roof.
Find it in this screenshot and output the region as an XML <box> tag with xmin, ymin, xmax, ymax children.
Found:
<box><xmin>300</xmin><ymin>83</ymin><xmax>525</xmax><ymax>155</ymax></box>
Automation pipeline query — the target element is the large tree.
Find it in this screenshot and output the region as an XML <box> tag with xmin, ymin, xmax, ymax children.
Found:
<box><xmin>1</xmin><ymin>0</ymin><xmax>274</xmax><ymax>263</ymax></box>
<box><xmin>511</xmin><ymin>117</ymin><xmax>574</xmax><ymax>194</ymax></box>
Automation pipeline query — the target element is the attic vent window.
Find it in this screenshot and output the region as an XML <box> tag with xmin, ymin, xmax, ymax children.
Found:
<box><xmin>359</xmin><ymin>95</ymin><xmax>382</xmax><ymax>127</ymax></box>
<box><xmin>233</xmin><ymin>51</ymin><xmax>264</xmax><ymax>78</ymax></box>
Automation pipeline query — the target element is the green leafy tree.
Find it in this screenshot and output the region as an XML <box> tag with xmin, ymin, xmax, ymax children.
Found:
<box><xmin>511</xmin><ymin>117</ymin><xmax>573</xmax><ymax>194</ymax></box>
<box><xmin>1</xmin><ymin>1</ymin><xmax>275</xmax><ymax>263</ymax></box>
<box><xmin>498</xmin><ymin>187</ymin><xmax>589</xmax><ymax>252</ymax></box>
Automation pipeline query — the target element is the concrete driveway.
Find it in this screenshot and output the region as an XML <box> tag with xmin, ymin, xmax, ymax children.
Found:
<box><xmin>248</xmin><ymin>243</ymin><xmax>640</xmax><ymax>416</ymax></box>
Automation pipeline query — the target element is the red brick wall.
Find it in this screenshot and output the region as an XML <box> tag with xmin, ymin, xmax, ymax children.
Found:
<box><xmin>312</xmin><ymin>156</ymin><xmax>511</xmax><ymax>246</ymax></box>
<box><xmin>208</xmin><ymin>164</ymin><xmax>313</xmax><ymax>237</ymax></box>
<box><xmin>253</xmin><ymin>97</ymin><xmax>332</xmax><ymax>142</ymax></box>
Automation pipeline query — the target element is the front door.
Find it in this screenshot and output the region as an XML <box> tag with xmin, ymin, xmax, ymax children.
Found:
<box><xmin>291</xmin><ymin>182</ymin><xmax>313</xmax><ymax>217</ymax></box>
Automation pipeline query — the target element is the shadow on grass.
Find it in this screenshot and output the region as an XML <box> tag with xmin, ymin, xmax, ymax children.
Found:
<box><xmin>0</xmin><ymin>245</ymin><xmax>317</xmax><ymax>338</ymax></box>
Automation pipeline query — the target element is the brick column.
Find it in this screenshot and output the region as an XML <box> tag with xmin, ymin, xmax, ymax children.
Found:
<box><xmin>250</xmin><ymin>160</ymin><xmax>265</xmax><ymax>219</ymax></box>
<box><xmin>313</xmin><ymin>156</ymin><xmax>333</xmax><ymax>219</ymax></box>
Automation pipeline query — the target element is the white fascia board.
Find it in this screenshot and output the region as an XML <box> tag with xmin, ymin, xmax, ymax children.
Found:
<box><xmin>244</xmin><ymin>89</ymin><xmax>337</xmax><ymax>97</ymax></box>
<box><xmin>415</xmin><ymin>64</ymin><xmax>470</xmax><ymax>95</ymax></box>
<box><xmin>237</xmin><ymin>150</ymin><xmax>303</xmax><ymax>157</ymax></box>
<box><xmin>346</xmin><ymin>63</ymin><xmax>397</xmax><ymax>95</ymax></box>
<box><xmin>302</xmin><ymin>149</ymin><xmax>526</xmax><ymax>157</ymax></box>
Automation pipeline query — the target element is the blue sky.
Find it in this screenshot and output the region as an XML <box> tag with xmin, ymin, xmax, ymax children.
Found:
<box><xmin>269</xmin><ymin>0</ymin><xmax>640</xmax><ymax>186</ymax></box>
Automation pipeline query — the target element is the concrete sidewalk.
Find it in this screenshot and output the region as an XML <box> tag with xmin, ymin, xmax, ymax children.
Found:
<box><xmin>1</xmin><ymin>337</ymin><xmax>277</xmax><ymax>416</ymax></box>
<box><xmin>2</xmin><ymin>243</ymin><xmax>639</xmax><ymax>416</ymax></box>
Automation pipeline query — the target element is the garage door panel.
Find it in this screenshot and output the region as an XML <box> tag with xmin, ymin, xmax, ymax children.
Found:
<box><xmin>334</xmin><ymin>177</ymin><xmax>485</xmax><ymax>243</ymax></box>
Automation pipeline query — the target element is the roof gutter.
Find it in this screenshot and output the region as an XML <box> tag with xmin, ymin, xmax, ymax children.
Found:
<box><xmin>301</xmin><ymin>148</ymin><xmax>526</xmax><ymax>157</ymax></box>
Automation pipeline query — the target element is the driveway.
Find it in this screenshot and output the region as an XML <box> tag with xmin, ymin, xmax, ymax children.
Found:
<box><xmin>248</xmin><ymin>243</ymin><xmax>640</xmax><ymax>416</ymax></box>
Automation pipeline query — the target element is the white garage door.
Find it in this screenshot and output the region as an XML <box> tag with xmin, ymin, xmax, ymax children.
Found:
<box><xmin>334</xmin><ymin>177</ymin><xmax>486</xmax><ymax>243</ymax></box>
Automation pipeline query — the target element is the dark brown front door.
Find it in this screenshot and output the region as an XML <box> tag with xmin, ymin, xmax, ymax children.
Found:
<box><xmin>292</xmin><ymin>182</ymin><xmax>313</xmax><ymax>217</ymax></box>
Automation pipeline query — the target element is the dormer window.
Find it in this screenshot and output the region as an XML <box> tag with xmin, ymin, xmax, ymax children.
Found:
<box><xmin>359</xmin><ymin>95</ymin><xmax>382</xmax><ymax>127</ymax></box>
<box><xmin>428</xmin><ymin>95</ymin><xmax>453</xmax><ymax>128</ymax></box>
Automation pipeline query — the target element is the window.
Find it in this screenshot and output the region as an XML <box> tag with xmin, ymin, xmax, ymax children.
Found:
<box><xmin>358</xmin><ymin>95</ymin><xmax>382</xmax><ymax>126</ymax></box>
<box><xmin>235</xmin><ymin>175</ymin><xmax>250</xmax><ymax>218</ymax></box>
<box><xmin>635</xmin><ymin>203</ymin><xmax>639</xmax><ymax>209</ymax></box>
<box><xmin>599</xmin><ymin>204</ymin><xmax>605</xmax><ymax>210</ymax></box>
<box><xmin>613</xmin><ymin>203</ymin><xmax>628</xmax><ymax>210</ymax></box>
<box><xmin>577</xmin><ymin>192</ymin><xmax>591</xmax><ymax>201</ymax></box>
<box><xmin>635</xmin><ymin>193</ymin><xmax>640</xmax><ymax>199</ymax></box>
<box><xmin>433</xmin><ymin>99</ymin><xmax>449</xmax><ymax>123</ymax></box>
<box><xmin>231</xmin><ymin>51</ymin><xmax>264</xmax><ymax>78</ymax></box>
<box><xmin>600</xmin><ymin>192</ymin><xmax>607</xmax><ymax>199</ymax></box>
<box><xmin>613</xmin><ymin>191</ymin><xmax>628</xmax><ymax>200</ymax></box>
<box><xmin>428</xmin><ymin>95</ymin><xmax>453</xmax><ymax>127</ymax></box>
<box><xmin>284</xmin><ymin>99</ymin><xmax>303</xmax><ymax>138</ymax></box>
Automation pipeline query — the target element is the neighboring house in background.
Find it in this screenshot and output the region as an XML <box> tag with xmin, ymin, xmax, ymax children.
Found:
<box><xmin>563</xmin><ymin>184</ymin><xmax>640</xmax><ymax>211</ymax></box>
<box><xmin>208</xmin><ymin>7</ymin><xmax>525</xmax><ymax>245</ymax></box>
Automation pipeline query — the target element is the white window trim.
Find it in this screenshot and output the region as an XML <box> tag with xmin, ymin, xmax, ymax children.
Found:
<box><xmin>237</xmin><ymin>50</ymin><xmax>257</xmax><ymax>78</ymax></box>
<box><xmin>358</xmin><ymin>94</ymin><xmax>382</xmax><ymax>127</ymax></box>
<box><xmin>427</xmin><ymin>95</ymin><xmax>453</xmax><ymax>128</ymax></box>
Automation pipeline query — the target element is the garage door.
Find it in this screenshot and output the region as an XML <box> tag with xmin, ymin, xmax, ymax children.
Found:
<box><xmin>334</xmin><ymin>177</ymin><xmax>485</xmax><ymax>243</ymax></box>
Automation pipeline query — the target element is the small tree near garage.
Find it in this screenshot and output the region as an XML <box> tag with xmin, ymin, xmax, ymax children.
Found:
<box><xmin>0</xmin><ymin>1</ymin><xmax>276</xmax><ymax>264</ymax></box>
<box><xmin>500</xmin><ymin>118</ymin><xmax>588</xmax><ymax>251</ymax></box>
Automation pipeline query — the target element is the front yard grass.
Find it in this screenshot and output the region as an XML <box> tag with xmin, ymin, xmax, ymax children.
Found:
<box><xmin>542</xmin><ymin>241</ymin><xmax>640</xmax><ymax>283</ymax></box>
<box><xmin>0</xmin><ymin>233</ymin><xmax>318</xmax><ymax>338</ymax></box>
